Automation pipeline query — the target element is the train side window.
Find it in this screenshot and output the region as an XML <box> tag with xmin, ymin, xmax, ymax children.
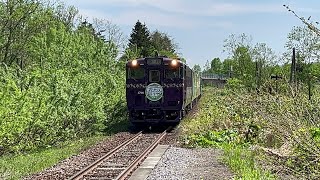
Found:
<box><xmin>129</xmin><ymin>67</ymin><xmax>144</xmax><ymax>79</ymax></box>
<box><xmin>149</xmin><ymin>70</ymin><xmax>160</xmax><ymax>82</ymax></box>
<box><xmin>180</xmin><ymin>66</ymin><xmax>184</xmax><ymax>78</ymax></box>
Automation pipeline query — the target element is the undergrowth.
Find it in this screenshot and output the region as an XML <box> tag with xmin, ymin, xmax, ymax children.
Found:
<box><xmin>0</xmin><ymin>136</ymin><xmax>105</xmax><ymax>180</ymax></box>
<box><xmin>180</xmin><ymin>86</ymin><xmax>320</xmax><ymax>179</ymax></box>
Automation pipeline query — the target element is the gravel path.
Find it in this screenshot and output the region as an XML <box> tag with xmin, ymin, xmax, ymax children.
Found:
<box><xmin>23</xmin><ymin>125</ymin><xmax>234</xmax><ymax>180</ymax></box>
<box><xmin>147</xmin><ymin>147</ymin><xmax>234</xmax><ymax>180</ymax></box>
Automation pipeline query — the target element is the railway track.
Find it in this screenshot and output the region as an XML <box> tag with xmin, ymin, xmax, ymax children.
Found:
<box><xmin>68</xmin><ymin>128</ymin><xmax>170</xmax><ymax>180</ymax></box>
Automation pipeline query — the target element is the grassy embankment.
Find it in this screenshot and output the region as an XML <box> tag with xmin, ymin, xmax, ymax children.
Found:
<box><xmin>0</xmin><ymin>136</ymin><xmax>106</xmax><ymax>179</ymax></box>
<box><xmin>180</xmin><ymin>86</ymin><xmax>320</xmax><ymax>179</ymax></box>
<box><xmin>0</xmin><ymin>107</ymin><xmax>129</xmax><ymax>180</ymax></box>
<box><xmin>0</xmin><ymin>1</ymin><xmax>128</xmax><ymax>179</ymax></box>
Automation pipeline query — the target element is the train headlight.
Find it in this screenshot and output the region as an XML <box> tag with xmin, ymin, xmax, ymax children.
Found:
<box><xmin>132</xmin><ymin>60</ymin><xmax>138</xmax><ymax>66</ymax></box>
<box><xmin>171</xmin><ymin>60</ymin><xmax>177</xmax><ymax>66</ymax></box>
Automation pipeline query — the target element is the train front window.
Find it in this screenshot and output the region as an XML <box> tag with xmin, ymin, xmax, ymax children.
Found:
<box><xmin>149</xmin><ymin>70</ymin><xmax>160</xmax><ymax>82</ymax></box>
<box><xmin>128</xmin><ymin>67</ymin><xmax>144</xmax><ymax>79</ymax></box>
<box><xmin>165</xmin><ymin>67</ymin><xmax>180</xmax><ymax>79</ymax></box>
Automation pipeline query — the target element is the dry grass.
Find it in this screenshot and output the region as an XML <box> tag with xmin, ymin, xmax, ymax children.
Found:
<box><xmin>180</xmin><ymin>85</ymin><xmax>320</xmax><ymax>179</ymax></box>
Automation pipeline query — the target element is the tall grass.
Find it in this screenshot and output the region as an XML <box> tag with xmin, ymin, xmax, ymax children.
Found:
<box><xmin>180</xmin><ymin>86</ymin><xmax>320</xmax><ymax>179</ymax></box>
<box><xmin>0</xmin><ymin>136</ymin><xmax>105</xmax><ymax>180</ymax></box>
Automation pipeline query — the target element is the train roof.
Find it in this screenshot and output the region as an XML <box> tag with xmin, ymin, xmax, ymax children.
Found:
<box><xmin>126</xmin><ymin>57</ymin><xmax>187</xmax><ymax>66</ymax></box>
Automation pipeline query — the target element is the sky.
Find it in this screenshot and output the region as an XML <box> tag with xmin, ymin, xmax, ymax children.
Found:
<box><xmin>62</xmin><ymin>0</ymin><xmax>320</xmax><ymax>68</ymax></box>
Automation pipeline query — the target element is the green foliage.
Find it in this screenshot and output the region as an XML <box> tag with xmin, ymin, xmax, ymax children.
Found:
<box><xmin>252</xmin><ymin>43</ymin><xmax>277</xmax><ymax>89</ymax></box>
<box><xmin>222</xmin><ymin>33</ymin><xmax>279</xmax><ymax>90</ymax></box>
<box><xmin>221</xmin><ymin>58</ymin><xmax>233</xmax><ymax>75</ymax></box>
<box><xmin>0</xmin><ymin>1</ymin><xmax>126</xmax><ymax>154</ymax></box>
<box><xmin>181</xmin><ymin>86</ymin><xmax>320</xmax><ymax>178</ymax></box>
<box><xmin>180</xmin><ymin>87</ymin><xmax>275</xmax><ymax>179</ymax></box>
<box><xmin>225</xmin><ymin>78</ymin><xmax>244</xmax><ymax>89</ymax></box>
<box><xmin>180</xmin><ymin>87</ymin><xmax>261</xmax><ymax>144</ymax></box>
<box><xmin>158</xmin><ymin>49</ymin><xmax>179</xmax><ymax>59</ymax></box>
<box><xmin>0</xmin><ymin>136</ymin><xmax>105</xmax><ymax>180</ymax></box>
<box><xmin>189</xmin><ymin>130</ymin><xmax>275</xmax><ymax>178</ymax></box>
<box><xmin>125</xmin><ymin>21</ymin><xmax>179</xmax><ymax>60</ymax></box>
<box><xmin>233</xmin><ymin>46</ymin><xmax>256</xmax><ymax>88</ymax></box>
<box><xmin>285</xmin><ymin>26</ymin><xmax>320</xmax><ymax>63</ymax></box>
<box><xmin>210</xmin><ymin>57</ymin><xmax>222</xmax><ymax>73</ymax></box>
<box><xmin>223</xmin><ymin>144</ymin><xmax>276</xmax><ymax>180</ymax></box>
<box><xmin>192</xmin><ymin>64</ymin><xmax>201</xmax><ymax>74</ymax></box>
<box><xmin>120</xmin><ymin>47</ymin><xmax>142</xmax><ymax>61</ymax></box>
<box><xmin>189</xmin><ymin>129</ymin><xmax>240</xmax><ymax>148</ymax></box>
<box><xmin>128</xmin><ymin>20</ymin><xmax>152</xmax><ymax>57</ymax></box>
<box><xmin>150</xmin><ymin>30</ymin><xmax>176</xmax><ymax>54</ymax></box>
<box><xmin>310</xmin><ymin>128</ymin><xmax>320</xmax><ymax>142</ymax></box>
<box><xmin>202</xmin><ymin>57</ymin><xmax>222</xmax><ymax>74</ymax></box>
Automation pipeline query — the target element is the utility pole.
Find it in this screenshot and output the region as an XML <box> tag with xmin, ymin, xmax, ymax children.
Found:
<box><xmin>290</xmin><ymin>48</ymin><xmax>296</xmax><ymax>84</ymax></box>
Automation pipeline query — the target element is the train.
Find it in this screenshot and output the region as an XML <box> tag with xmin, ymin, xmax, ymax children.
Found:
<box><xmin>125</xmin><ymin>56</ymin><xmax>201</xmax><ymax>127</ymax></box>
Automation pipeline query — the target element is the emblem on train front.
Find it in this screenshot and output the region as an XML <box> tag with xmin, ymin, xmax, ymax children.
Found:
<box><xmin>145</xmin><ymin>83</ymin><xmax>163</xmax><ymax>101</ymax></box>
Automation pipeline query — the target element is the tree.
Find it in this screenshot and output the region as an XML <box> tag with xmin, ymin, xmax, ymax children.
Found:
<box><xmin>119</xmin><ymin>46</ymin><xmax>141</xmax><ymax>62</ymax></box>
<box><xmin>210</xmin><ymin>57</ymin><xmax>222</xmax><ymax>74</ymax></box>
<box><xmin>252</xmin><ymin>43</ymin><xmax>277</xmax><ymax>88</ymax></box>
<box><xmin>0</xmin><ymin>0</ymin><xmax>126</xmax><ymax>153</ymax></box>
<box><xmin>221</xmin><ymin>58</ymin><xmax>234</xmax><ymax>76</ymax></box>
<box><xmin>231</xmin><ymin>45</ymin><xmax>255</xmax><ymax>87</ymax></box>
<box><xmin>203</xmin><ymin>60</ymin><xmax>210</xmax><ymax>73</ymax></box>
<box><xmin>150</xmin><ymin>30</ymin><xmax>176</xmax><ymax>54</ymax></box>
<box><xmin>150</xmin><ymin>30</ymin><xmax>181</xmax><ymax>58</ymax></box>
<box><xmin>92</xmin><ymin>18</ymin><xmax>126</xmax><ymax>53</ymax></box>
<box><xmin>178</xmin><ymin>57</ymin><xmax>186</xmax><ymax>63</ymax></box>
<box><xmin>285</xmin><ymin>26</ymin><xmax>320</xmax><ymax>64</ymax></box>
<box><xmin>124</xmin><ymin>23</ymin><xmax>180</xmax><ymax>60</ymax></box>
<box><xmin>283</xmin><ymin>5</ymin><xmax>320</xmax><ymax>37</ymax></box>
<box><xmin>283</xmin><ymin>5</ymin><xmax>320</xmax><ymax>89</ymax></box>
<box><xmin>192</xmin><ymin>64</ymin><xmax>201</xmax><ymax>74</ymax></box>
<box><xmin>223</xmin><ymin>33</ymin><xmax>266</xmax><ymax>88</ymax></box>
<box><xmin>128</xmin><ymin>20</ymin><xmax>152</xmax><ymax>57</ymax></box>
<box><xmin>223</xmin><ymin>33</ymin><xmax>252</xmax><ymax>58</ymax></box>
<box><xmin>54</xmin><ymin>2</ymin><xmax>78</xmax><ymax>29</ymax></box>
<box><xmin>234</xmin><ymin>46</ymin><xmax>254</xmax><ymax>76</ymax></box>
<box><xmin>0</xmin><ymin>0</ymin><xmax>41</xmax><ymax>66</ymax></box>
<box><xmin>284</xmin><ymin>26</ymin><xmax>320</xmax><ymax>85</ymax></box>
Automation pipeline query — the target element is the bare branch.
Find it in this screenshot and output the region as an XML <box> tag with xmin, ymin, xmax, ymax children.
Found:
<box><xmin>283</xmin><ymin>4</ymin><xmax>320</xmax><ymax>36</ymax></box>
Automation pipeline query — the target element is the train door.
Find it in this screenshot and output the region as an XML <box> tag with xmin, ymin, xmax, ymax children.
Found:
<box><xmin>148</xmin><ymin>69</ymin><xmax>162</xmax><ymax>85</ymax></box>
<box><xmin>144</xmin><ymin>66</ymin><xmax>164</xmax><ymax>105</ymax></box>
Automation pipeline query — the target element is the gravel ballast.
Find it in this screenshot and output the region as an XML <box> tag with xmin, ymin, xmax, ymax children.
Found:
<box><xmin>146</xmin><ymin>147</ymin><xmax>234</xmax><ymax>180</ymax></box>
<box><xmin>23</xmin><ymin>132</ymin><xmax>136</xmax><ymax>180</ymax></box>
<box><xmin>22</xmin><ymin>126</ymin><xmax>234</xmax><ymax>180</ymax></box>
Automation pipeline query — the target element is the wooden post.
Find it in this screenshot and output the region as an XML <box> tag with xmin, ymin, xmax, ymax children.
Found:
<box><xmin>229</xmin><ymin>65</ymin><xmax>233</xmax><ymax>78</ymax></box>
<box><xmin>271</xmin><ymin>75</ymin><xmax>282</xmax><ymax>93</ymax></box>
<box><xmin>308</xmin><ymin>63</ymin><xmax>313</xmax><ymax>101</ymax></box>
<box><xmin>290</xmin><ymin>48</ymin><xmax>296</xmax><ymax>84</ymax></box>
<box><xmin>255</xmin><ymin>61</ymin><xmax>258</xmax><ymax>90</ymax></box>
<box><xmin>308</xmin><ymin>75</ymin><xmax>312</xmax><ymax>101</ymax></box>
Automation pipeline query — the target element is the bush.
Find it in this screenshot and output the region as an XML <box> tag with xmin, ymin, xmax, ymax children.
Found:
<box><xmin>225</xmin><ymin>78</ymin><xmax>244</xmax><ymax>89</ymax></box>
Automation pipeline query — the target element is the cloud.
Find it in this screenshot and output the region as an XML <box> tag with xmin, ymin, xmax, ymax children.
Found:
<box><xmin>65</xmin><ymin>0</ymin><xmax>290</xmax><ymax>30</ymax></box>
<box><xmin>145</xmin><ymin>1</ymin><xmax>284</xmax><ymax>16</ymax></box>
<box><xmin>78</xmin><ymin>8</ymin><xmax>233</xmax><ymax>29</ymax></box>
<box><xmin>66</xmin><ymin>0</ymin><xmax>284</xmax><ymax>16</ymax></box>
<box><xmin>78</xmin><ymin>8</ymin><xmax>192</xmax><ymax>28</ymax></box>
<box><xmin>296</xmin><ymin>7</ymin><xmax>320</xmax><ymax>14</ymax></box>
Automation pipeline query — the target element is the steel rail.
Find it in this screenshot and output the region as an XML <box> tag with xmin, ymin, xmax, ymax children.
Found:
<box><xmin>115</xmin><ymin>127</ymin><xmax>171</xmax><ymax>180</ymax></box>
<box><xmin>68</xmin><ymin>131</ymin><xmax>143</xmax><ymax>180</ymax></box>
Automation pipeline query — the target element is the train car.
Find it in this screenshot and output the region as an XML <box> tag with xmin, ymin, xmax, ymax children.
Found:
<box><xmin>126</xmin><ymin>56</ymin><xmax>201</xmax><ymax>127</ymax></box>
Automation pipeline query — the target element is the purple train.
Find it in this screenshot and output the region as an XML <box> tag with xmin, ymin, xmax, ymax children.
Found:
<box><xmin>126</xmin><ymin>56</ymin><xmax>201</xmax><ymax>127</ymax></box>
